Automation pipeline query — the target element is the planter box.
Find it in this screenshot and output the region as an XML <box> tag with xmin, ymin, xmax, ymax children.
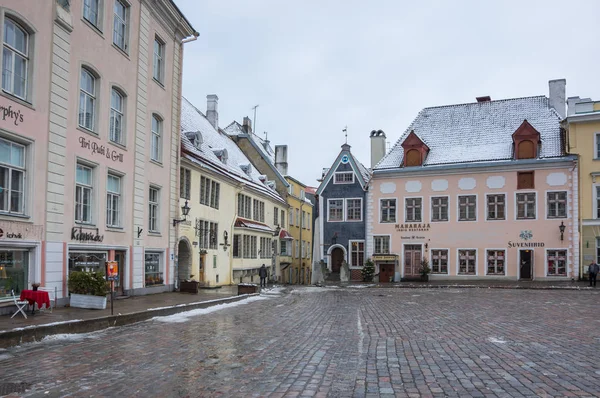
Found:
<box><xmin>420</xmin><ymin>275</ymin><xmax>429</xmax><ymax>282</ymax></box>
<box><xmin>70</xmin><ymin>293</ymin><xmax>107</xmax><ymax>310</ymax></box>
<box><xmin>180</xmin><ymin>281</ymin><xmax>199</xmax><ymax>294</ymax></box>
<box><xmin>238</xmin><ymin>284</ymin><xmax>257</xmax><ymax>295</ymax></box>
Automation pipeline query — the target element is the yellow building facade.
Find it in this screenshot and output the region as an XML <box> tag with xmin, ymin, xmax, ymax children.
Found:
<box><xmin>284</xmin><ymin>177</ymin><xmax>314</xmax><ymax>284</ymax></box>
<box><xmin>565</xmin><ymin>97</ymin><xmax>600</xmax><ymax>277</ymax></box>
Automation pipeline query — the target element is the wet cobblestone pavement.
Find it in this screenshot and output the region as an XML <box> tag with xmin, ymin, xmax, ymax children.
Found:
<box><xmin>1</xmin><ymin>286</ymin><xmax>600</xmax><ymax>397</ymax></box>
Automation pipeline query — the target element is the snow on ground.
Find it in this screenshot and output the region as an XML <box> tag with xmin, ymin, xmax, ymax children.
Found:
<box><xmin>488</xmin><ymin>337</ymin><xmax>507</xmax><ymax>344</ymax></box>
<box><xmin>290</xmin><ymin>286</ymin><xmax>340</xmax><ymax>294</ymax></box>
<box><xmin>10</xmin><ymin>319</ymin><xmax>84</xmax><ymax>332</ymax></box>
<box><xmin>152</xmin><ymin>296</ymin><xmax>269</xmax><ymax>324</ymax></box>
<box><xmin>42</xmin><ymin>330</ymin><xmax>105</xmax><ymax>342</ymax></box>
<box><xmin>260</xmin><ymin>286</ymin><xmax>286</xmax><ymax>295</ymax></box>
<box><xmin>347</xmin><ymin>284</ymin><xmax>376</xmax><ymax>289</ymax></box>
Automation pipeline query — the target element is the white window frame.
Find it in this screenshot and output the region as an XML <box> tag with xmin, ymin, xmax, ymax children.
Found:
<box><xmin>546</xmin><ymin>190</ymin><xmax>567</xmax><ymax>220</ymax></box>
<box><xmin>180</xmin><ymin>167</ymin><xmax>191</xmax><ymax>200</ymax></box>
<box><xmin>75</xmin><ymin>163</ymin><xmax>94</xmax><ymax>224</ymax></box>
<box><xmin>2</xmin><ymin>17</ymin><xmax>29</xmax><ymax>101</ymax></box>
<box><xmin>148</xmin><ymin>186</ymin><xmax>160</xmax><ymax>232</ymax></box>
<box><xmin>334</xmin><ymin>172</ymin><xmax>354</xmax><ymax>184</ymax></box>
<box><xmin>327</xmin><ymin>198</ymin><xmax>344</xmax><ymax>222</ymax></box>
<box><xmin>144</xmin><ymin>251</ymin><xmax>164</xmax><ymax>287</ymax></box>
<box><xmin>429</xmin><ymin>248</ymin><xmax>449</xmax><ymax>275</ymax></box>
<box><xmin>113</xmin><ymin>0</ymin><xmax>129</xmax><ymax>52</ymax></box>
<box><xmin>151</xmin><ymin>114</ymin><xmax>162</xmax><ymax>162</ymax></box>
<box><xmin>485</xmin><ymin>248</ymin><xmax>506</xmax><ymax>276</ymax></box>
<box><xmin>595</xmin><ymin>184</ymin><xmax>600</xmax><ymax>220</ymax></box>
<box><xmin>595</xmin><ymin>133</ymin><xmax>600</xmax><ymax>160</ymax></box>
<box><xmin>405</xmin><ymin>196</ymin><xmax>423</xmax><ymax>223</ymax></box>
<box><xmin>79</xmin><ymin>68</ymin><xmax>97</xmax><ymax>132</ymax></box>
<box><xmin>379</xmin><ymin>198</ymin><xmax>397</xmax><ymax>223</ymax></box>
<box><xmin>349</xmin><ymin>239</ymin><xmax>365</xmax><ymax>267</ymax></box>
<box><xmin>0</xmin><ymin>137</ymin><xmax>26</xmax><ymax>215</ymax></box>
<box><xmin>430</xmin><ymin>196</ymin><xmax>449</xmax><ymax>223</ymax></box>
<box><xmin>545</xmin><ymin>249</ymin><xmax>568</xmax><ymax>277</ymax></box>
<box><xmin>345</xmin><ymin>197</ymin><xmax>362</xmax><ymax>222</ymax></box>
<box><xmin>485</xmin><ymin>193</ymin><xmax>506</xmax><ymax>221</ymax></box>
<box><xmin>153</xmin><ymin>36</ymin><xmax>165</xmax><ymax>84</ymax></box>
<box><xmin>109</xmin><ymin>88</ymin><xmax>125</xmax><ymax>145</ymax></box>
<box><xmin>515</xmin><ymin>191</ymin><xmax>537</xmax><ymax>221</ymax></box>
<box><xmin>106</xmin><ymin>173</ymin><xmax>121</xmax><ymax>228</ymax></box>
<box><xmin>83</xmin><ymin>0</ymin><xmax>102</xmax><ymax>29</ymax></box>
<box><xmin>373</xmin><ymin>235</ymin><xmax>391</xmax><ymax>255</ymax></box>
<box><xmin>457</xmin><ymin>194</ymin><xmax>477</xmax><ymax>222</ymax></box>
<box><xmin>457</xmin><ymin>249</ymin><xmax>478</xmax><ymax>276</ymax></box>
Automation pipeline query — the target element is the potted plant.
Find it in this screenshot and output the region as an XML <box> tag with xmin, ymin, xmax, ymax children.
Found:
<box><xmin>419</xmin><ymin>258</ymin><xmax>431</xmax><ymax>282</ymax></box>
<box><xmin>31</xmin><ymin>282</ymin><xmax>40</xmax><ymax>291</ymax></box>
<box><xmin>361</xmin><ymin>258</ymin><xmax>375</xmax><ymax>282</ymax></box>
<box><xmin>68</xmin><ymin>271</ymin><xmax>109</xmax><ymax>309</ymax></box>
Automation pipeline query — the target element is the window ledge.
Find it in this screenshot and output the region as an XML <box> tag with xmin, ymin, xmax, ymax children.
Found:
<box><xmin>0</xmin><ymin>213</ymin><xmax>32</xmax><ymax>222</ymax></box>
<box><xmin>106</xmin><ymin>227</ymin><xmax>125</xmax><ymax>233</ymax></box>
<box><xmin>148</xmin><ymin>231</ymin><xmax>162</xmax><ymax>237</ymax></box>
<box><xmin>149</xmin><ymin>159</ymin><xmax>163</xmax><ymax>167</ymax></box>
<box><xmin>77</xmin><ymin>126</ymin><xmax>99</xmax><ymax>138</ymax></box>
<box><xmin>74</xmin><ymin>222</ymin><xmax>96</xmax><ymax>228</ymax></box>
<box><xmin>108</xmin><ymin>140</ymin><xmax>127</xmax><ymax>151</ymax></box>
<box><xmin>81</xmin><ymin>18</ymin><xmax>104</xmax><ymax>38</ymax></box>
<box><xmin>0</xmin><ymin>91</ymin><xmax>34</xmax><ymax>111</ymax></box>
<box><xmin>111</xmin><ymin>43</ymin><xmax>130</xmax><ymax>59</ymax></box>
<box><xmin>153</xmin><ymin>78</ymin><xmax>166</xmax><ymax>90</ymax></box>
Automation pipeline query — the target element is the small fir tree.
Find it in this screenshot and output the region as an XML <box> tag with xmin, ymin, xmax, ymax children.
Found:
<box><xmin>362</xmin><ymin>258</ymin><xmax>375</xmax><ymax>282</ymax></box>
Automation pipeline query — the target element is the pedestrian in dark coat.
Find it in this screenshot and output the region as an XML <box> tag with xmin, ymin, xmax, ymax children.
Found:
<box><xmin>589</xmin><ymin>261</ymin><xmax>599</xmax><ymax>287</ymax></box>
<box><xmin>259</xmin><ymin>264</ymin><xmax>268</xmax><ymax>288</ymax></box>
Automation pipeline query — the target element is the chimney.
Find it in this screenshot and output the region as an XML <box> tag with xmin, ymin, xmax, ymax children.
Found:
<box><xmin>370</xmin><ymin>129</ymin><xmax>386</xmax><ymax>168</ymax></box>
<box><xmin>242</xmin><ymin>116</ymin><xmax>252</xmax><ymax>134</ymax></box>
<box><xmin>476</xmin><ymin>96</ymin><xmax>491</xmax><ymax>102</ymax></box>
<box><xmin>206</xmin><ymin>94</ymin><xmax>219</xmax><ymax>129</ymax></box>
<box><xmin>275</xmin><ymin>145</ymin><xmax>288</xmax><ymax>176</ymax></box>
<box><xmin>549</xmin><ymin>79</ymin><xmax>566</xmax><ymax>119</ymax></box>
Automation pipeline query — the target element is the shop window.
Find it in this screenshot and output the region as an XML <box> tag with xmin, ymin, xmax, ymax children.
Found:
<box><xmin>487</xmin><ymin>250</ymin><xmax>505</xmax><ymax>275</ymax></box>
<box><xmin>431</xmin><ymin>249</ymin><xmax>448</xmax><ymax>274</ymax></box>
<box><xmin>487</xmin><ymin>194</ymin><xmax>505</xmax><ymax>220</ymax></box>
<box><xmin>458</xmin><ymin>249</ymin><xmax>476</xmax><ymax>274</ymax></box>
<box><xmin>431</xmin><ymin>197</ymin><xmax>448</xmax><ymax>222</ymax></box>
<box><xmin>350</xmin><ymin>240</ymin><xmax>364</xmax><ymax>266</ymax></box>
<box><xmin>517</xmin><ymin>171</ymin><xmax>534</xmax><ymax>189</ymax></box>
<box><xmin>547</xmin><ymin>250</ymin><xmax>567</xmax><ymax>276</ymax></box>
<box><xmin>405</xmin><ymin>198</ymin><xmax>422</xmax><ymax>222</ymax></box>
<box><xmin>547</xmin><ymin>191</ymin><xmax>566</xmax><ymax>218</ymax></box>
<box><xmin>0</xmin><ymin>138</ymin><xmax>25</xmax><ymax>215</ymax></box>
<box><xmin>68</xmin><ymin>252</ymin><xmax>106</xmax><ymax>273</ymax></box>
<box><xmin>144</xmin><ymin>252</ymin><xmax>163</xmax><ymax>286</ymax></box>
<box><xmin>0</xmin><ymin>250</ymin><xmax>29</xmax><ymax>299</ymax></box>
<box><xmin>516</xmin><ymin>193</ymin><xmax>536</xmax><ymax>219</ymax></box>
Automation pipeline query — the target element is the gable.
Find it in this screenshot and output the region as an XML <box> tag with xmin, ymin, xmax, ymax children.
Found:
<box><xmin>317</xmin><ymin>151</ymin><xmax>368</xmax><ymax>196</ymax></box>
<box><xmin>512</xmin><ymin>120</ymin><xmax>541</xmax><ymax>160</ymax></box>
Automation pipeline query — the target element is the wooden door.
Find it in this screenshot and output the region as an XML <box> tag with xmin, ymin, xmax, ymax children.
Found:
<box><xmin>404</xmin><ymin>245</ymin><xmax>422</xmax><ymax>277</ymax></box>
<box><xmin>520</xmin><ymin>250</ymin><xmax>532</xmax><ymax>279</ymax></box>
<box><xmin>379</xmin><ymin>263</ymin><xmax>395</xmax><ymax>283</ymax></box>
<box><xmin>331</xmin><ymin>248</ymin><xmax>343</xmax><ymax>273</ymax></box>
<box><xmin>199</xmin><ymin>254</ymin><xmax>206</xmax><ymax>283</ymax></box>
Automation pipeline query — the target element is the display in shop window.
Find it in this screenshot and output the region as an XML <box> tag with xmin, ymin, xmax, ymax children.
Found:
<box><xmin>0</xmin><ymin>250</ymin><xmax>28</xmax><ymax>298</ymax></box>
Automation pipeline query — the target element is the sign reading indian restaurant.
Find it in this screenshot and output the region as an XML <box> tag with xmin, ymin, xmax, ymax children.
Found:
<box><xmin>395</xmin><ymin>223</ymin><xmax>431</xmax><ymax>232</ymax></box>
<box><xmin>79</xmin><ymin>136</ymin><xmax>124</xmax><ymax>163</ymax></box>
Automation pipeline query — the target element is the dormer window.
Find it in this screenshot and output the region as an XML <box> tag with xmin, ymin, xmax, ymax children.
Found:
<box><xmin>239</xmin><ymin>163</ymin><xmax>252</xmax><ymax>175</ymax></box>
<box><xmin>334</xmin><ymin>172</ymin><xmax>354</xmax><ymax>184</ymax></box>
<box><xmin>212</xmin><ymin>148</ymin><xmax>228</xmax><ymax>164</ymax></box>
<box><xmin>185</xmin><ymin>131</ymin><xmax>202</xmax><ymax>150</ymax></box>
<box><xmin>512</xmin><ymin>120</ymin><xmax>540</xmax><ymax>160</ymax></box>
<box><xmin>401</xmin><ymin>130</ymin><xmax>429</xmax><ymax>167</ymax></box>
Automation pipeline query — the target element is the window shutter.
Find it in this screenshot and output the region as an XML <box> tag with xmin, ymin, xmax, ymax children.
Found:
<box><xmin>405</xmin><ymin>149</ymin><xmax>421</xmax><ymax>166</ymax></box>
<box><xmin>517</xmin><ymin>140</ymin><xmax>535</xmax><ymax>159</ymax></box>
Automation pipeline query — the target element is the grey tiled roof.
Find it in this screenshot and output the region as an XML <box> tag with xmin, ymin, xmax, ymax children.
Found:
<box><xmin>376</xmin><ymin>96</ymin><xmax>565</xmax><ymax>169</ymax></box>
<box><xmin>180</xmin><ymin>97</ymin><xmax>286</xmax><ymax>205</ymax></box>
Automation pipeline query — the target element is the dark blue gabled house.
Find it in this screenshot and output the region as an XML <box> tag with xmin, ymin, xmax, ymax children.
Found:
<box><xmin>316</xmin><ymin>143</ymin><xmax>371</xmax><ymax>281</ymax></box>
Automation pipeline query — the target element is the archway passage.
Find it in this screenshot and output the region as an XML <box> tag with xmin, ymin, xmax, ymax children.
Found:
<box><xmin>178</xmin><ymin>239</ymin><xmax>192</xmax><ymax>282</ymax></box>
<box><xmin>328</xmin><ymin>247</ymin><xmax>344</xmax><ymax>281</ymax></box>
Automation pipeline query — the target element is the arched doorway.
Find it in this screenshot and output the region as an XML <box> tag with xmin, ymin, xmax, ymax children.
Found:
<box><xmin>177</xmin><ymin>239</ymin><xmax>192</xmax><ymax>282</ymax></box>
<box><xmin>330</xmin><ymin>247</ymin><xmax>344</xmax><ymax>280</ymax></box>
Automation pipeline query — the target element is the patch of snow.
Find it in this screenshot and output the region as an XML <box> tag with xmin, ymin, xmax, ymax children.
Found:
<box><xmin>488</xmin><ymin>337</ymin><xmax>507</xmax><ymax>344</ymax></box>
<box><xmin>347</xmin><ymin>284</ymin><xmax>376</xmax><ymax>289</ymax></box>
<box><xmin>42</xmin><ymin>332</ymin><xmax>102</xmax><ymax>342</ymax></box>
<box><xmin>147</xmin><ymin>296</ymin><xmax>243</xmax><ymax>311</ymax></box>
<box><xmin>10</xmin><ymin>319</ymin><xmax>84</xmax><ymax>331</ymax></box>
<box><xmin>152</xmin><ymin>296</ymin><xmax>268</xmax><ymax>323</ymax></box>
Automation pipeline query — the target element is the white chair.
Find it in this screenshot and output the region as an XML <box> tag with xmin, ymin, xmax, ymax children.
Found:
<box><xmin>38</xmin><ymin>286</ymin><xmax>57</xmax><ymax>313</ymax></box>
<box><xmin>11</xmin><ymin>289</ymin><xmax>28</xmax><ymax>319</ymax></box>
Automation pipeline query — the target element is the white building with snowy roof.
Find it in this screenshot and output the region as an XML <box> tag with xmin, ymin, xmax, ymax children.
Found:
<box><xmin>367</xmin><ymin>79</ymin><xmax>579</xmax><ymax>281</ymax></box>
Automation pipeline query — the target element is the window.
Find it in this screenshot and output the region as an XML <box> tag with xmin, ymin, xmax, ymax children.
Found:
<box><xmin>83</xmin><ymin>0</ymin><xmax>100</xmax><ymax>27</ymax></box>
<box><xmin>274</xmin><ymin>207</ymin><xmax>279</xmax><ymax>226</ymax></box>
<box><xmin>431</xmin><ymin>197</ymin><xmax>448</xmax><ymax>222</ymax></box>
<box><xmin>113</xmin><ymin>0</ymin><xmax>128</xmax><ymax>51</ymax></box>
<box><xmin>0</xmin><ymin>138</ymin><xmax>25</xmax><ymax>214</ymax></box>
<box><xmin>280</xmin><ymin>240</ymin><xmax>290</xmax><ymax>256</ymax></box>
<box><xmin>458</xmin><ymin>249</ymin><xmax>476</xmax><ymax>274</ymax></box>
<box><xmin>596</xmin><ymin>133</ymin><xmax>600</xmax><ymax>159</ymax></box>
<box><xmin>301</xmin><ymin>241</ymin><xmax>306</xmax><ymax>259</ymax></box>
<box><xmin>252</xmin><ymin>199</ymin><xmax>265</xmax><ymax>222</ymax></box>
<box><xmin>144</xmin><ymin>252</ymin><xmax>163</xmax><ymax>286</ymax></box>
<box><xmin>334</xmin><ymin>172</ymin><xmax>354</xmax><ymax>184</ymax></box>
<box><xmin>153</xmin><ymin>37</ymin><xmax>164</xmax><ymax>83</ymax></box>
<box><xmin>109</xmin><ymin>88</ymin><xmax>124</xmax><ymax>144</ymax></box>
<box><xmin>517</xmin><ymin>140</ymin><xmax>535</xmax><ymax>159</ymax></box>
<box><xmin>517</xmin><ymin>171</ymin><xmax>534</xmax><ymax>189</ymax></box>
<box><xmin>79</xmin><ymin>68</ymin><xmax>96</xmax><ymax>131</ymax></box>
<box><xmin>516</xmin><ymin>193</ymin><xmax>536</xmax><ymax>219</ymax></box>
<box><xmin>148</xmin><ymin>186</ymin><xmax>159</xmax><ymax>232</ymax></box>
<box><xmin>180</xmin><ymin>168</ymin><xmax>191</xmax><ymax>199</ymax></box>
<box><xmin>0</xmin><ymin>251</ymin><xmax>28</xmax><ymax>300</ymax></box>
<box><xmin>405</xmin><ymin>149</ymin><xmax>421</xmax><ymax>167</ymax></box>
<box><xmin>200</xmin><ymin>176</ymin><xmax>220</xmax><ymax>209</ymax></box>
<box><xmin>487</xmin><ymin>194</ymin><xmax>505</xmax><ymax>220</ymax></box>
<box><xmin>197</xmin><ymin>220</ymin><xmax>218</xmax><ymax>250</ymax></box>
<box><xmin>431</xmin><ymin>249</ymin><xmax>448</xmax><ymax>274</ymax></box>
<box><xmin>547</xmin><ymin>250</ymin><xmax>567</xmax><ymax>276</ymax></box>
<box><xmin>289</xmin><ymin>209</ymin><xmax>293</xmax><ymax>226</ymax></box>
<box><xmin>380</xmin><ymin>199</ymin><xmax>396</xmax><ymax>223</ymax></box>
<box><xmin>487</xmin><ymin>250</ymin><xmax>505</xmax><ymax>275</ymax></box>
<box><xmin>233</xmin><ymin>234</ymin><xmax>241</xmax><ymax>258</ymax></box>
<box><xmin>295</xmin><ymin>209</ymin><xmax>300</xmax><ymax>226</ymax></box>
<box><xmin>350</xmin><ymin>241</ymin><xmax>365</xmax><ymax>266</ymax></box>
<box><xmin>374</xmin><ymin>236</ymin><xmax>390</xmax><ymax>254</ymax></box>
<box><xmin>302</xmin><ymin>210</ymin><xmax>306</xmax><ymax>228</ymax></box>
<box><xmin>151</xmin><ymin>114</ymin><xmax>162</xmax><ymax>162</ymax></box>
<box><xmin>2</xmin><ymin>18</ymin><xmax>29</xmax><ymax>100</ymax></box>
<box><xmin>547</xmin><ymin>191</ymin><xmax>566</xmax><ymax>218</ymax></box>
<box><xmin>405</xmin><ymin>198</ymin><xmax>422</xmax><ymax>222</ymax></box>
<box><xmin>328</xmin><ymin>199</ymin><xmax>343</xmax><ymax>221</ymax></box>
<box><xmin>346</xmin><ymin>198</ymin><xmax>362</xmax><ymax>221</ymax></box>
<box><xmin>260</xmin><ymin>237</ymin><xmax>271</xmax><ymax>258</ymax></box>
<box><xmin>280</xmin><ymin>209</ymin><xmax>285</xmax><ymax>228</ymax></box>
<box><xmin>458</xmin><ymin>195</ymin><xmax>476</xmax><ymax>221</ymax></box>
<box><xmin>75</xmin><ymin>164</ymin><xmax>93</xmax><ymax>223</ymax></box>
<box><xmin>106</xmin><ymin>174</ymin><xmax>121</xmax><ymax>227</ymax></box>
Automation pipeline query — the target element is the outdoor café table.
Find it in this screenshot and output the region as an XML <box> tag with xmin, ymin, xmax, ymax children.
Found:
<box><xmin>20</xmin><ymin>290</ymin><xmax>51</xmax><ymax>315</ymax></box>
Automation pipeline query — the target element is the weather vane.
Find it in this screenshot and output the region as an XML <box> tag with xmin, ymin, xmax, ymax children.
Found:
<box><xmin>342</xmin><ymin>126</ymin><xmax>348</xmax><ymax>144</ymax></box>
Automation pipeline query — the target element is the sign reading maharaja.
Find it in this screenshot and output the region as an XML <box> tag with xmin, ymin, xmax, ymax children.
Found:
<box><xmin>508</xmin><ymin>230</ymin><xmax>545</xmax><ymax>248</ymax></box>
<box><xmin>395</xmin><ymin>223</ymin><xmax>430</xmax><ymax>232</ymax></box>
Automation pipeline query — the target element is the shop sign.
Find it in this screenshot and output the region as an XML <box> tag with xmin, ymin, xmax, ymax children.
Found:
<box><xmin>0</xmin><ymin>221</ymin><xmax>43</xmax><ymax>240</ymax></box>
<box><xmin>71</xmin><ymin>226</ymin><xmax>104</xmax><ymax>243</ymax></box>
<box><xmin>508</xmin><ymin>230</ymin><xmax>544</xmax><ymax>248</ymax></box>
<box><xmin>395</xmin><ymin>223</ymin><xmax>430</xmax><ymax>232</ymax></box>
<box><xmin>0</xmin><ymin>104</ymin><xmax>24</xmax><ymax>126</ymax></box>
<box><xmin>372</xmin><ymin>255</ymin><xmax>397</xmax><ymax>261</ymax></box>
<box><xmin>79</xmin><ymin>136</ymin><xmax>124</xmax><ymax>162</ymax></box>
<box><xmin>400</xmin><ymin>235</ymin><xmax>426</xmax><ymax>240</ymax></box>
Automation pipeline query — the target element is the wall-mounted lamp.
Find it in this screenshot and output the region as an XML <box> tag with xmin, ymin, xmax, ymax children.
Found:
<box><xmin>559</xmin><ymin>221</ymin><xmax>565</xmax><ymax>241</ymax></box>
<box><xmin>424</xmin><ymin>243</ymin><xmax>428</xmax><ymax>249</ymax></box>
<box><xmin>219</xmin><ymin>230</ymin><xmax>231</xmax><ymax>251</ymax></box>
<box><xmin>331</xmin><ymin>232</ymin><xmax>338</xmax><ymax>245</ymax></box>
<box><xmin>173</xmin><ymin>200</ymin><xmax>191</xmax><ymax>227</ymax></box>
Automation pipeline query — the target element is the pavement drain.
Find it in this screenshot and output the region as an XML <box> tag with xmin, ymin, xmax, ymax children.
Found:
<box><xmin>0</xmin><ymin>382</ymin><xmax>31</xmax><ymax>395</ymax></box>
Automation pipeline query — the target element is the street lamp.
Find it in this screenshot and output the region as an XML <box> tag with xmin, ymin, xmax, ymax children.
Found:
<box><xmin>559</xmin><ymin>221</ymin><xmax>565</xmax><ymax>241</ymax></box>
<box><xmin>173</xmin><ymin>200</ymin><xmax>191</xmax><ymax>227</ymax></box>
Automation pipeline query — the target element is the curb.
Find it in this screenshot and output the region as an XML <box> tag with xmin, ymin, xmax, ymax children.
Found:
<box><xmin>321</xmin><ymin>283</ymin><xmax>595</xmax><ymax>291</ymax></box>
<box><xmin>0</xmin><ymin>293</ymin><xmax>258</xmax><ymax>349</ymax></box>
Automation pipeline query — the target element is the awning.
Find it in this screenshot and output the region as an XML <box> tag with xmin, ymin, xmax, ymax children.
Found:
<box><xmin>279</xmin><ymin>229</ymin><xmax>293</xmax><ymax>240</ymax></box>
<box><xmin>234</xmin><ymin>217</ymin><xmax>274</xmax><ymax>233</ymax></box>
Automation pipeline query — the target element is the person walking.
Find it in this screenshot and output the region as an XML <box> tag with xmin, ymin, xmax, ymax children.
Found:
<box><xmin>589</xmin><ymin>261</ymin><xmax>599</xmax><ymax>287</ymax></box>
<box><xmin>259</xmin><ymin>264</ymin><xmax>268</xmax><ymax>288</ymax></box>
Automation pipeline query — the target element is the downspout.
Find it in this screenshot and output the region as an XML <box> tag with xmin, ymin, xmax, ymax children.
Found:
<box><xmin>299</xmin><ymin>200</ymin><xmax>304</xmax><ymax>284</ymax></box>
<box><xmin>231</xmin><ymin>183</ymin><xmax>246</xmax><ymax>284</ymax></box>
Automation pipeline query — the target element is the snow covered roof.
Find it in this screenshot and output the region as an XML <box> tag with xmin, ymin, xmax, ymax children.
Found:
<box><xmin>376</xmin><ymin>96</ymin><xmax>565</xmax><ymax>170</ymax></box>
<box><xmin>180</xmin><ymin>97</ymin><xmax>286</xmax><ymax>206</ymax></box>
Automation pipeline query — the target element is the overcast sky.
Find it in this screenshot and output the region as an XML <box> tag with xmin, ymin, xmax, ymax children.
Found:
<box><xmin>175</xmin><ymin>0</ymin><xmax>600</xmax><ymax>187</ymax></box>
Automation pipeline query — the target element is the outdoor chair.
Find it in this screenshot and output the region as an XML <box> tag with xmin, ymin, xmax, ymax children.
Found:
<box><xmin>11</xmin><ymin>289</ymin><xmax>28</xmax><ymax>319</ymax></box>
<box><xmin>38</xmin><ymin>286</ymin><xmax>57</xmax><ymax>313</ymax></box>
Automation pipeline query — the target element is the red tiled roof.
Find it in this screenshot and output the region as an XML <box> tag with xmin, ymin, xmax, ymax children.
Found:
<box><xmin>234</xmin><ymin>217</ymin><xmax>274</xmax><ymax>233</ymax></box>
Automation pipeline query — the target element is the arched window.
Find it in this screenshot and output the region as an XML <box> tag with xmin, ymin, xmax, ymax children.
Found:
<box><xmin>405</xmin><ymin>149</ymin><xmax>421</xmax><ymax>166</ymax></box>
<box><xmin>79</xmin><ymin>68</ymin><xmax>97</xmax><ymax>131</ymax></box>
<box><xmin>151</xmin><ymin>114</ymin><xmax>162</xmax><ymax>162</ymax></box>
<box><xmin>517</xmin><ymin>140</ymin><xmax>535</xmax><ymax>159</ymax></box>
<box><xmin>2</xmin><ymin>17</ymin><xmax>29</xmax><ymax>100</ymax></box>
<box><xmin>110</xmin><ymin>88</ymin><xmax>125</xmax><ymax>145</ymax></box>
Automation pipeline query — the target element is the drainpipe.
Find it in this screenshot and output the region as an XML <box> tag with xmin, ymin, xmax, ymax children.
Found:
<box><xmin>231</xmin><ymin>183</ymin><xmax>246</xmax><ymax>284</ymax></box>
<box><xmin>299</xmin><ymin>200</ymin><xmax>304</xmax><ymax>284</ymax></box>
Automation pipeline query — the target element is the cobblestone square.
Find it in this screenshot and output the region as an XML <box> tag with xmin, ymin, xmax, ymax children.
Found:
<box><xmin>1</xmin><ymin>287</ymin><xmax>600</xmax><ymax>397</ymax></box>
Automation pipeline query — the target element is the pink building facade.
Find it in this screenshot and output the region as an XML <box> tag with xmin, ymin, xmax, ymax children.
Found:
<box><xmin>368</xmin><ymin>82</ymin><xmax>579</xmax><ymax>281</ymax></box>
<box><xmin>0</xmin><ymin>0</ymin><xmax>196</xmax><ymax>306</ymax></box>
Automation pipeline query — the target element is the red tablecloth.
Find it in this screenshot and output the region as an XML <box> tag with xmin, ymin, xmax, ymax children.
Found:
<box><xmin>20</xmin><ymin>290</ymin><xmax>50</xmax><ymax>309</ymax></box>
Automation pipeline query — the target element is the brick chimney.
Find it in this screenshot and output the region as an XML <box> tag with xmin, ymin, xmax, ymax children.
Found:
<box><xmin>206</xmin><ymin>94</ymin><xmax>219</xmax><ymax>129</ymax></box>
<box><xmin>275</xmin><ymin>145</ymin><xmax>288</xmax><ymax>176</ymax></box>
<box><xmin>242</xmin><ymin>116</ymin><xmax>252</xmax><ymax>134</ymax></box>
<box><xmin>370</xmin><ymin>129</ymin><xmax>386</xmax><ymax>168</ymax></box>
<box><xmin>549</xmin><ymin>79</ymin><xmax>566</xmax><ymax>119</ymax></box>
